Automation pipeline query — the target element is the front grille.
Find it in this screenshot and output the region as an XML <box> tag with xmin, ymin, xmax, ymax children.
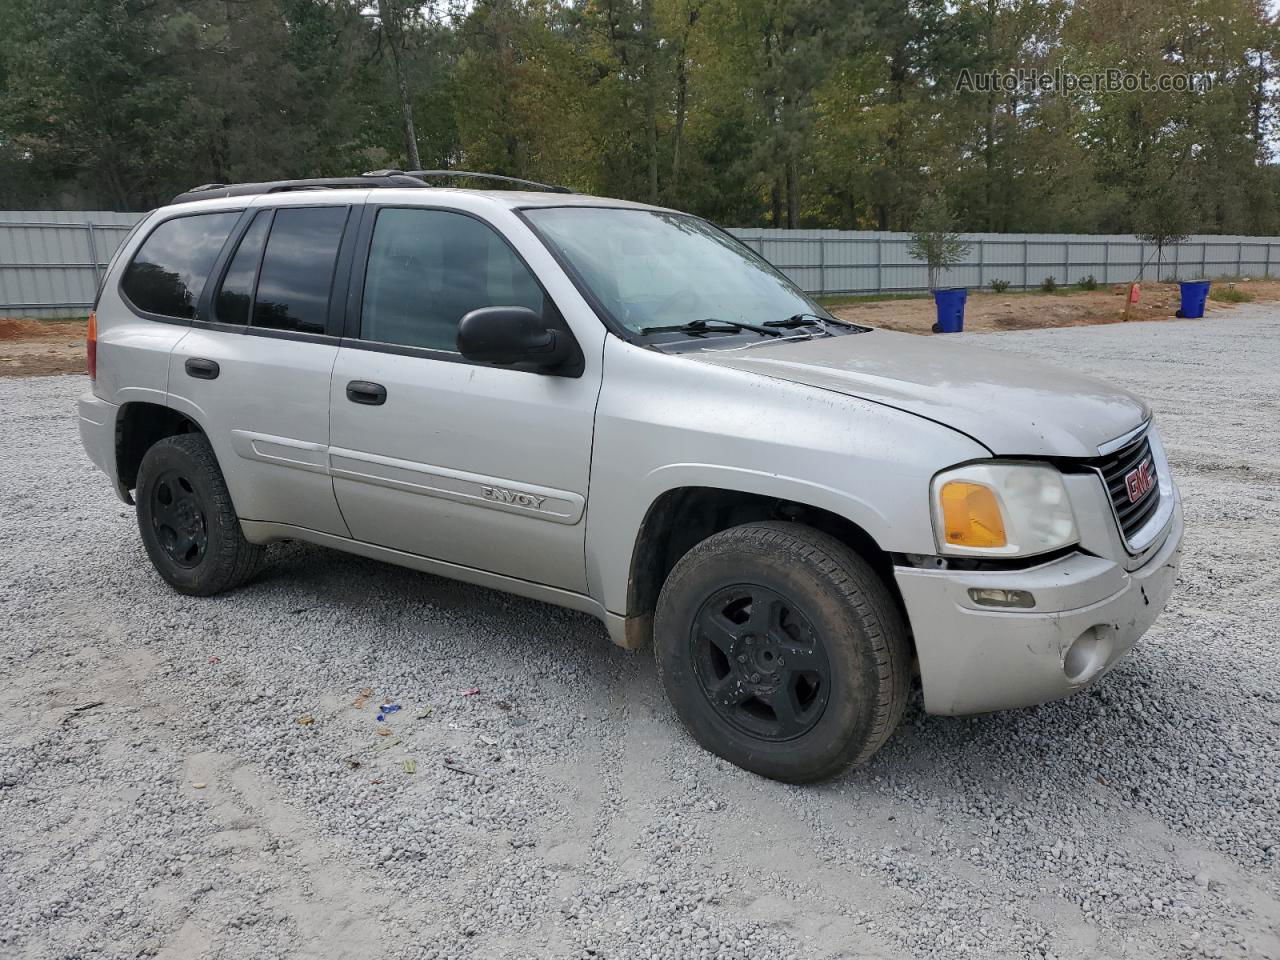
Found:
<box><xmin>1093</xmin><ymin>432</ymin><xmax>1161</xmax><ymax>543</ymax></box>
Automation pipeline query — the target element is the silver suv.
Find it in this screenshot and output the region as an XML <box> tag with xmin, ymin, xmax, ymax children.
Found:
<box><xmin>78</xmin><ymin>172</ymin><xmax>1183</xmax><ymax>782</ymax></box>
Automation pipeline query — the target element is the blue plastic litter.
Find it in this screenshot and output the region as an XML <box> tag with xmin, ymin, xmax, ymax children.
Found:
<box><xmin>376</xmin><ymin>703</ymin><xmax>402</xmax><ymax>722</ymax></box>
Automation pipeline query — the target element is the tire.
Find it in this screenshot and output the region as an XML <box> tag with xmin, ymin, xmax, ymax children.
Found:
<box><xmin>135</xmin><ymin>433</ymin><xmax>265</xmax><ymax>596</ymax></box>
<box><xmin>654</xmin><ymin>521</ymin><xmax>911</xmax><ymax>783</ymax></box>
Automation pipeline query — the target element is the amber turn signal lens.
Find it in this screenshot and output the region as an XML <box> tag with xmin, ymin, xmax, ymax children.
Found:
<box><xmin>86</xmin><ymin>310</ymin><xmax>97</xmax><ymax>380</ymax></box>
<box><xmin>939</xmin><ymin>480</ymin><xmax>1007</xmax><ymax>548</ymax></box>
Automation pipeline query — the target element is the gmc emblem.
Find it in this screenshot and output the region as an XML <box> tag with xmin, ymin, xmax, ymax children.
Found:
<box><xmin>1125</xmin><ymin>458</ymin><xmax>1156</xmax><ymax>503</ymax></box>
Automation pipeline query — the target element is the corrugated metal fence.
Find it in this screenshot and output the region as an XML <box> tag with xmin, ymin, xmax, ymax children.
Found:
<box><xmin>728</xmin><ymin>229</ymin><xmax>1280</xmax><ymax>296</ymax></box>
<box><xmin>4</xmin><ymin>212</ymin><xmax>1280</xmax><ymax>316</ymax></box>
<box><xmin>0</xmin><ymin>211</ymin><xmax>143</xmax><ymax>317</ymax></box>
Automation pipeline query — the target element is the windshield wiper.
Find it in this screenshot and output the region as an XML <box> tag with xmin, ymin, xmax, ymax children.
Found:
<box><xmin>639</xmin><ymin>318</ymin><xmax>782</xmax><ymax>338</ymax></box>
<box><xmin>766</xmin><ymin>312</ymin><xmax>859</xmax><ymax>329</ymax></box>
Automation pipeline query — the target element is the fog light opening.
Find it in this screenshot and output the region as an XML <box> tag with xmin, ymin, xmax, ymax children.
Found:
<box><xmin>1063</xmin><ymin>627</ymin><xmax>1111</xmax><ymax>684</ymax></box>
<box><xmin>968</xmin><ymin>587</ymin><xmax>1036</xmax><ymax>609</ymax></box>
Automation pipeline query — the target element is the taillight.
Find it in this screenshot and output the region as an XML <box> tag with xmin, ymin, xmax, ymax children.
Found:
<box><xmin>86</xmin><ymin>310</ymin><xmax>97</xmax><ymax>380</ymax></box>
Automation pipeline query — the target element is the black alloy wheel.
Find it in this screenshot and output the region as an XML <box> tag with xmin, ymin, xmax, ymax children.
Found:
<box><xmin>690</xmin><ymin>584</ymin><xmax>832</xmax><ymax>741</ymax></box>
<box><xmin>148</xmin><ymin>468</ymin><xmax>209</xmax><ymax>568</ymax></box>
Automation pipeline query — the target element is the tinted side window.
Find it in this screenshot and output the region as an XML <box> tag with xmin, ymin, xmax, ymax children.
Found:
<box><xmin>213</xmin><ymin>211</ymin><xmax>271</xmax><ymax>325</ymax></box>
<box><xmin>120</xmin><ymin>212</ymin><xmax>240</xmax><ymax>319</ymax></box>
<box><xmin>360</xmin><ymin>209</ymin><xmax>545</xmax><ymax>352</ymax></box>
<box><xmin>252</xmin><ymin>207</ymin><xmax>349</xmax><ymax>333</ymax></box>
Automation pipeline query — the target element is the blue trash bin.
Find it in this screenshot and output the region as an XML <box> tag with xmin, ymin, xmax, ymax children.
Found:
<box><xmin>932</xmin><ymin>287</ymin><xmax>968</xmax><ymax>333</ymax></box>
<box><xmin>1177</xmin><ymin>279</ymin><xmax>1210</xmax><ymax>319</ymax></box>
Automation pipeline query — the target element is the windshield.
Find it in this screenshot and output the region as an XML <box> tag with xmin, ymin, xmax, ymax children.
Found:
<box><xmin>523</xmin><ymin>207</ymin><xmax>826</xmax><ymax>337</ymax></box>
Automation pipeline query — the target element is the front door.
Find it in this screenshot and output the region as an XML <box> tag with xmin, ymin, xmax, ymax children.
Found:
<box><xmin>328</xmin><ymin>206</ymin><xmax>599</xmax><ymax>592</ymax></box>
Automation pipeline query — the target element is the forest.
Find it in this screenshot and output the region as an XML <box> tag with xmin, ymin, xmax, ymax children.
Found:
<box><xmin>0</xmin><ymin>0</ymin><xmax>1276</xmax><ymax>234</ymax></box>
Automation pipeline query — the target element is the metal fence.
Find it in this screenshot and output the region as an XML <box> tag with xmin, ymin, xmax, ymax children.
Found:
<box><xmin>0</xmin><ymin>212</ymin><xmax>143</xmax><ymax>317</ymax></box>
<box><xmin>727</xmin><ymin>228</ymin><xmax>1280</xmax><ymax>296</ymax></box>
<box><xmin>4</xmin><ymin>212</ymin><xmax>1280</xmax><ymax>317</ymax></box>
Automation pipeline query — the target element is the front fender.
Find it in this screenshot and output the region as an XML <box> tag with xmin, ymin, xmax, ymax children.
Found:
<box><xmin>585</xmin><ymin>338</ymin><xmax>989</xmax><ymax>615</ymax></box>
<box><xmin>640</xmin><ymin>462</ymin><xmax>895</xmax><ymax>539</ymax></box>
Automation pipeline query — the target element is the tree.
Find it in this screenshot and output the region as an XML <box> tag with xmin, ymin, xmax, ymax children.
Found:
<box><xmin>909</xmin><ymin>192</ymin><xmax>972</xmax><ymax>290</ymax></box>
<box><xmin>374</xmin><ymin>0</ymin><xmax>423</xmax><ymax>169</ymax></box>
<box><xmin>1134</xmin><ymin>178</ymin><xmax>1193</xmax><ymax>281</ymax></box>
<box><xmin>0</xmin><ymin>0</ymin><xmax>1277</xmax><ymax>231</ymax></box>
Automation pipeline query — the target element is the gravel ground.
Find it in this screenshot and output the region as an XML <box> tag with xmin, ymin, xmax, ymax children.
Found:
<box><xmin>1</xmin><ymin>308</ymin><xmax>1278</xmax><ymax>960</ymax></box>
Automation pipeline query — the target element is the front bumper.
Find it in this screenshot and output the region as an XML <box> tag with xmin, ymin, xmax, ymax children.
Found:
<box><xmin>894</xmin><ymin>494</ymin><xmax>1183</xmax><ymax>716</ymax></box>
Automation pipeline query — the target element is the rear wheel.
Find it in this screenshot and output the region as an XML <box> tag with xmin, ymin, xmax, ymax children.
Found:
<box><xmin>654</xmin><ymin>521</ymin><xmax>910</xmax><ymax>782</ymax></box>
<box><xmin>135</xmin><ymin>433</ymin><xmax>265</xmax><ymax>596</ymax></box>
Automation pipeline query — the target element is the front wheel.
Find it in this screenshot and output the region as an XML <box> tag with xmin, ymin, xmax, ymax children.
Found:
<box><xmin>654</xmin><ymin>522</ymin><xmax>911</xmax><ymax>782</ymax></box>
<box><xmin>135</xmin><ymin>433</ymin><xmax>265</xmax><ymax>596</ymax></box>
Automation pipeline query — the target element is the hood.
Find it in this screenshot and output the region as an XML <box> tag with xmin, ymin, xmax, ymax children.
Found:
<box><xmin>686</xmin><ymin>328</ymin><xmax>1149</xmax><ymax>458</ymax></box>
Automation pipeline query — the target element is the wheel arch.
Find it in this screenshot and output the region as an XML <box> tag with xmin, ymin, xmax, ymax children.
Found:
<box><xmin>619</xmin><ymin>483</ymin><xmax>910</xmax><ymax>652</ymax></box>
<box><xmin>115</xmin><ymin>400</ymin><xmax>206</xmax><ymax>498</ymax></box>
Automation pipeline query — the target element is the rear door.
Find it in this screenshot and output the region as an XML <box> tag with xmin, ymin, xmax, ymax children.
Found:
<box><xmin>167</xmin><ymin>202</ymin><xmax>357</xmax><ymax>536</ymax></box>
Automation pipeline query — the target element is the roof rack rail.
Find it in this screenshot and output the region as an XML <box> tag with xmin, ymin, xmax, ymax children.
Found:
<box><xmin>367</xmin><ymin>169</ymin><xmax>574</xmax><ymax>194</ymax></box>
<box><xmin>170</xmin><ymin>169</ymin><xmax>574</xmax><ymax>205</ymax></box>
<box><xmin>170</xmin><ymin>174</ymin><xmax>428</xmax><ymax>205</ymax></box>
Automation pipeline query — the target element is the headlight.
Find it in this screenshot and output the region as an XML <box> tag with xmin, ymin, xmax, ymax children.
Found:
<box><xmin>931</xmin><ymin>463</ymin><xmax>1078</xmax><ymax>557</ymax></box>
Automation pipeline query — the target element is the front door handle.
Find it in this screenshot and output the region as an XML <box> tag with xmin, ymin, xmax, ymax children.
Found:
<box><xmin>346</xmin><ymin>380</ymin><xmax>387</xmax><ymax>406</ymax></box>
<box><xmin>185</xmin><ymin>358</ymin><xmax>220</xmax><ymax>380</ymax></box>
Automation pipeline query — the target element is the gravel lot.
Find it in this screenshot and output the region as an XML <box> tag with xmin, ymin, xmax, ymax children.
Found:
<box><xmin>2</xmin><ymin>308</ymin><xmax>1278</xmax><ymax>960</ymax></box>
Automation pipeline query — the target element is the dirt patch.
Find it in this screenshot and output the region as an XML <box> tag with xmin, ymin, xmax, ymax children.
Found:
<box><xmin>1</xmin><ymin>279</ymin><xmax>1276</xmax><ymax>377</ymax></box>
<box><xmin>829</xmin><ymin>280</ymin><xmax>1280</xmax><ymax>335</ymax></box>
<box><xmin>0</xmin><ymin>317</ymin><xmax>89</xmax><ymax>377</ymax></box>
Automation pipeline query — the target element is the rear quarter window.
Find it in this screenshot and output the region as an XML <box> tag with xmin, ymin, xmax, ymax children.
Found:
<box><xmin>120</xmin><ymin>211</ymin><xmax>241</xmax><ymax>319</ymax></box>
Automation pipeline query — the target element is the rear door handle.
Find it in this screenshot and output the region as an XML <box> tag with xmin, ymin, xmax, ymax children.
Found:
<box><xmin>185</xmin><ymin>358</ymin><xmax>220</xmax><ymax>380</ymax></box>
<box><xmin>346</xmin><ymin>380</ymin><xmax>387</xmax><ymax>406</ymax></box>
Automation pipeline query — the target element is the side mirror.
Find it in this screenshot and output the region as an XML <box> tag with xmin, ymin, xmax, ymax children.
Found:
<box><xmin>457</xmin><ymin>306</ymin><xmax>572</xmax><ymax>371</ymax></box>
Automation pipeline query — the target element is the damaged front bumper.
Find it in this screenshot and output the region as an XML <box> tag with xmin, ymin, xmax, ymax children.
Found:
<box><xmin>894</xmin><ymin>493</ymin><xmax>1183</xmax><ymax>716</ymax></box>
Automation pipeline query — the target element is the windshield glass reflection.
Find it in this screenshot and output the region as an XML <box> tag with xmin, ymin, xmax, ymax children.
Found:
<box><xmin>525</xmin><ymin>207</ymin><xmax>826</xmax><ymax>336</ymax></box>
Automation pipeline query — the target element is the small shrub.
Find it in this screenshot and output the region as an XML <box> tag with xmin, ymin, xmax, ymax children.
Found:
<box><xmin>1041</xmin><ymin>275</ymin><xmax>1058</xmax><ymax>293</ymax></box>
<box><xmin>989</xmin><ymin>278</ymin><xmax>1010</xmax><ymax>293</ymax></box>
<box><xmin>1209</xmin><ymin>285</ymin><xmax>1253</xmax><ymax>303</ymax></box>
<box><xmin>908</xmin><ymin>192</ymin><xmax>972</xmax><ymax>290</ymax></box>
<box><xmin>1077</xmin><ymin>274</ymin><xmax>1098</xmax><ymax>291</ymax></box>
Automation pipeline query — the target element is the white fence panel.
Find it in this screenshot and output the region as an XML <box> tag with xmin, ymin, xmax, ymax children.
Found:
<box><xmin>4</xmin><ymin>213</ymin><xmax>1280</xmax><ymax>315</ymax></box>
<box><xmin>0</xmin><ymin>212</ymin><xmax>144</xmax><ymax>317</ymax></box>
<box><xmin>728</xmin><ymin>228</ymin><xmax>1280</xmax><ymax>296</ymax></box>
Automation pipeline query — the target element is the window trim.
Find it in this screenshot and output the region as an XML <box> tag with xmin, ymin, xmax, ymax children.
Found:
<box><xmin>117</xmin><ymin>208</ymin><xmax>250</xmax><ymax>326</ymax></box>
<box><xmin>344</xmin><ymin>203</ymin><xmax>583</xmax><ymax>377</ymax></box>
